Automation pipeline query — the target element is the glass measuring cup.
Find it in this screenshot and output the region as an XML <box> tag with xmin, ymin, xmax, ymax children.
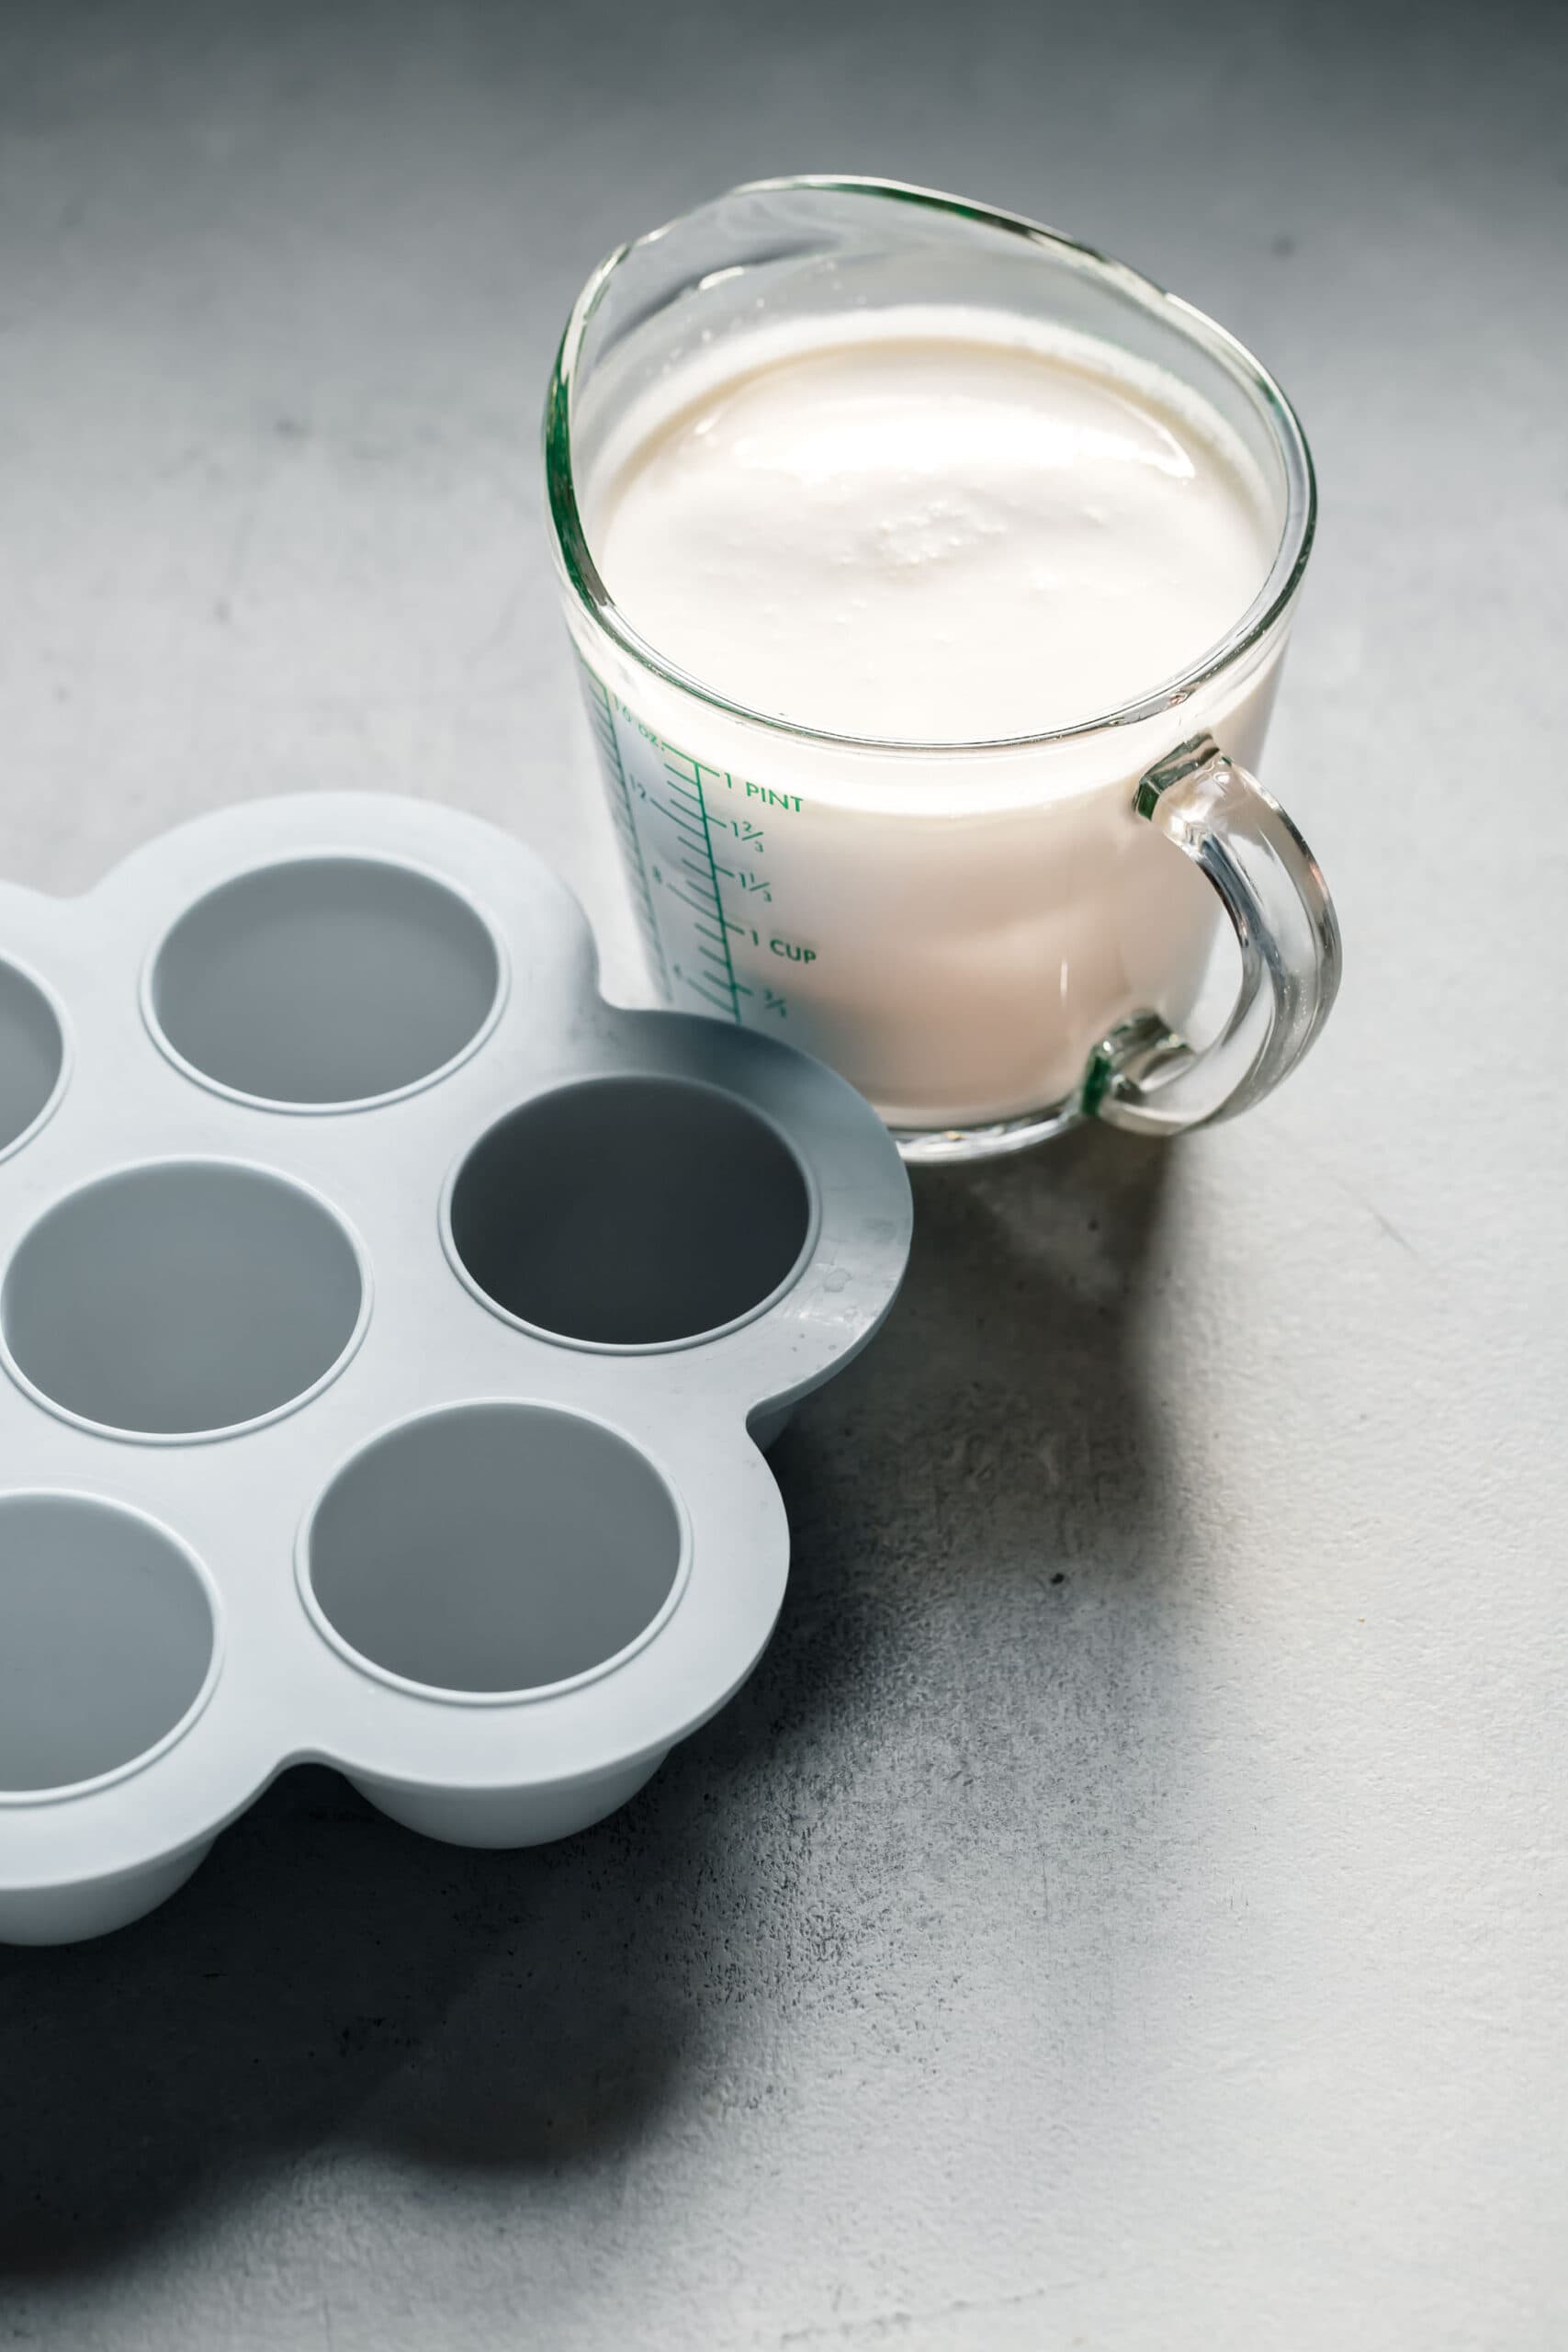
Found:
<box><xmin>545</xmin><ymin>176</ymin><xmax>1340</xmax><ymax>1161</ymax></box>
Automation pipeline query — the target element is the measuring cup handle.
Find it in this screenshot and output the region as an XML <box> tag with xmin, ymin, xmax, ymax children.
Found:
<box><xmin>1085</xmin><ymin>733</ymin><xmax>1342</xmax><ymax>1136</ymax></box>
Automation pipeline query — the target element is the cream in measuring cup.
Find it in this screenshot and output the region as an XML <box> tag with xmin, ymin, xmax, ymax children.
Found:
<box><xmin>564</xmin><ymin>304</ymin><xmax>1293</xmax><ymax>1133</ymax></box>
<box><xmin>551</xmin><ymin>181</ymin><xmax>1337</xmax><ymax>1151</ymax></box>
<box><xmin>584</xmin><ymin>312</ymin><xmax>1272</xmax><ymax>744</ymax></box>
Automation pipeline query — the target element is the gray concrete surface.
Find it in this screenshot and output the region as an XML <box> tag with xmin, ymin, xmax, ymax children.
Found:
<box><xmin>1</xmin><ymin>1</ymin><xmax>1564</xmax><ymax>2345</ymax></box>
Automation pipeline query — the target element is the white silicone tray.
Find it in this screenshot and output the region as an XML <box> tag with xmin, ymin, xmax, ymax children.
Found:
<box><xmin>0</xmin><ymin>794</ymin><xmax>910</xmax><ymax>1944</ymax></box>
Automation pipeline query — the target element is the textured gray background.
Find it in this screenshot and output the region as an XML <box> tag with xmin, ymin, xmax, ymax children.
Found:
<box><xmin>1</xmin><ymin>1</ymin><xmax>1564</xmax><ymax>2346</ymax></box>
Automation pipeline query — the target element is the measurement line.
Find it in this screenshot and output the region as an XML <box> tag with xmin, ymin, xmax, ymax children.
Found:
<box><xmin>667</xmin><ymin>883</ymin><xmax>720</xmax><ymax>922</ymax></box>
<box><xmin>581</xmin><ymin>668</ymin><xmax>670</xmax><ymax>996</ymax></box>
<box><xmin>680</xmin><ymin>974</ymin><xmax>736</xmax><ymax>1017</ymax></box>
<box><xmin>581</xmin><ymin>687</ymin><xmax>761</xmax><ymax>1033</ymax></box>
<box><xmin>685</xmin><ymin>763</ymin><xmax>742</xmax><ymax>1022</ymax></box>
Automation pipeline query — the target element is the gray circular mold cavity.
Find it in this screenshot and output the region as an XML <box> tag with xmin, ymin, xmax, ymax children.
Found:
<box><xmin>447</xmin><ymin>1075</ymin><xmax>814</xmax><ymax>1348</ymax></box>
<box><xmin>0</xmin><ymin>960</ymin><xmax>65</xmax><ymax>1159</ymax></box>
<box><xmin>304</xmin><ymin>1402</ymin><xmax>686</xmax><ymax>1697</ymax></box>
<box><xmin>0</xmin><ymin>1496</ymin><xmax>217</xmax><ymax>1796</ymax></box>
<box><xmin>147</xmin><ymin>856</ymin><xmax>502</xmax><ymax>1108</ymax></box>
<box><xmin>2</xmin><ymin>1161</ymin><xmax>367</xmax><ymax>1439</ymax></box>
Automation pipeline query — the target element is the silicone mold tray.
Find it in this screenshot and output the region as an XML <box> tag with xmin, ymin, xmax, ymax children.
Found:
<box><xmin>0</xmin><ymin>795</ymin><xmax>910</xmax><ymax>1945</ymax></box>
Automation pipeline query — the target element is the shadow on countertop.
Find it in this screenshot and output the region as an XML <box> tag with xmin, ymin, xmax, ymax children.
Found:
<box><xmin>0</xmin><ymin>1122</ymin><xmax>1175</xmax><ymax>2282</ymax></box>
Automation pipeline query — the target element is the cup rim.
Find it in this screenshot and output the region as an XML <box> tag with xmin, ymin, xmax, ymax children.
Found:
<box><xmin>0</xmin><ymin>1154</ymin><xmax>375</xmax><ymax>1447</ymax></box>
<box><xmin>294</xmin><ymin>1396</ymin><xmax>695</xmax><ymax>1709</ymax></box>
<box><xmin>545</xmin><ymin>173</ymin><xmax>1316</xmax><ymax>756</ymax></box>
<box><xmin>0</xmin><ymin>950</ymin><xmax>73</xmax><ymax>1169</ymax></box>
<box><xmin>0</xmin><ymin>1488</ymin><xmax>225</xmax><ymax>1809</ymax></box>
<box><xmin>139</xmin><ymin>847</ymin><xmax>512</xmax><ymax>1116</ymax></box>
<box><xmin>437</xmin><ymin>1071</ymin><xmax>822</xmax><ymax>1357</ymax></box>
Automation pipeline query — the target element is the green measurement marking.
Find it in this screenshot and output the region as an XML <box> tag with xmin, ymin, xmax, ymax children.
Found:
<box><xmin>583</xmin><ymin>678</ymin><xmax>786</xmax><ymax>1028</ymax></box>
<box><xmin>687</xmin><ymin>764</ymin><xmax>743</xmax><ymax>1024</ymax></box>
<box><xmin>581</xmin><ymin>664</ymin><xmax>670</xmax><ymax>996</ymax></box>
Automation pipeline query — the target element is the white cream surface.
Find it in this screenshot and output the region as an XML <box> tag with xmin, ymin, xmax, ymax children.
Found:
<box><xmin>570</xmin><ymin>307</ymin><xmax>1290</xmax><ymax>1126</ymax></box>
<box><xmin>583</xmin><ymin>309</ymin><xmax>1276</xmax><ymax>741</ymax></box>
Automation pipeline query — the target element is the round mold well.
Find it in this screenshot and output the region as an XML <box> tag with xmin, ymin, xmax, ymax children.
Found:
<box><xmin>0</xmin><ymin>959</ymin><xmax>66</xmax><ymax>1160</ymax></box>
<box><xmin>145</xmin><ymin>855</ymin><xmax>503</xmax><ymax>1109</ymax></box>
<box><xmin>446</xmin><ymin>1074</ymin><xmax>816</xmax><ymax>1350</ymax></box>
<box><xmin>1</xmin><ymin>1160</ymin><xmax>367</xmax><ymax>1441</ymax></box>
<box><xmin>301</xmin><ymin>1401</ymin><xmax>689</xmax><ymax>1700</ymax></box>
<box><xmin>0</xmin><ymin>1495</ymin><xmax>219</xmax><ymax>1800</ymax></box>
